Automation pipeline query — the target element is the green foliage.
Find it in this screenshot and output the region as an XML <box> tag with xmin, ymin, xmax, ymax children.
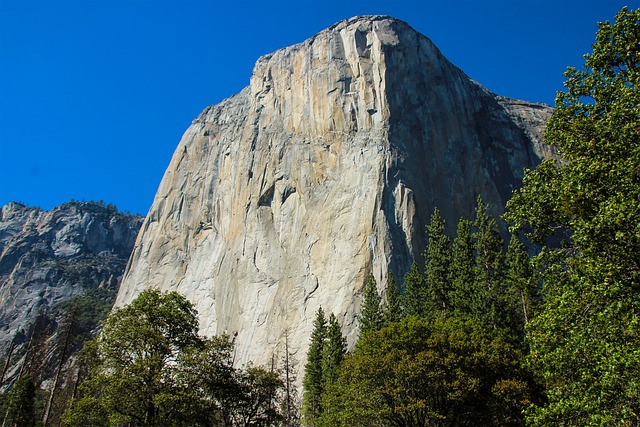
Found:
<box><xmin>448</xmin><ymin>218</ymin><xmax>475</xmax><ymax>317</ymax></box>
<box><xmin>52</xmin><ymin>288</ymin><xmax>117</xmax><ymax>349</ymax></box>
<box><xmin>424</xmin><ymin>208</ymin><xmax>452</xmax><ymax>314</ymax></box>
<box><xmin>321</xmin><ymin>314</ymin><xmax>346</xmax><ymax>389</ymax></box>
<box><xmin>302</xmin><ymin>307</ymin><xmax>327</xmax><ymax>425</ymax></box>
<box><xmin>302</xmin><ymin>308</ymin><xmax>346</xmax><ymax>427</ymax></box>
<box><xmin>506</xmin><ymin>7</ymin><xmax>640</xmax><ymax>424</ymax></box>
<box><xmin>64</xmin><ymin>290</ymin><xmax>284</xmax><ymax>426</ymax></box>
<box><xmin>403</xmin><ymin>262</ymin><xmax>427</xmax><ymax>318</ymax></box>
<box><xmin>382</xmin><ymin>271</ymin><xmax>403</xmax><ymax>326</ymax></box>
<box><xmin>359</xmin><ymin>273</ymin><xmax>383</xmax><ymax>336</ymax></box>
<box><xmin>504</xmin><ymin>233</ymin><xmax>539</xmax><ymax>342</ymax></box>
<box><xmin>3</xmin><ymin>375</ymin><xmax>37</xmax><ymax>427</ymax></box>
<box><xmin>472</xmin><ymin>197</ymin><xmax>507</xmax><ymax>331</ymax></box>
<box><xmin>319</xmin><ymin>317</ymin><xmax>539</xmax><ymax>427</ymax></box>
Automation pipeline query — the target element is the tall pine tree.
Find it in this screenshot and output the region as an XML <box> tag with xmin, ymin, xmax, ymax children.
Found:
<box><xmin>321</xmin><ymin>314</ymin><xmax>346</xmax><ymax>389</ymax></box>
<box><xmin>302</xmin><ymin>307</ymin><xmax>327</xmax><ymax>426</ymax></box>
<box><xmin>424</xmin><ymin>208</ymin><xmax>452</xmax><ymax>315</ymax></box>
<box><xmin>404</xmin><ymin>262</ymin><xmax>427</xmax><ymax>318</ymax></box>
<box><xmin>359</xmin><ymin>273</ymin><xmax>383</xmax><ymax>337</ymax></box>
<box><xmin>472</xmin><ymin>196</ymin><xmax>506</xmax><ymax>330</ymax></box>
<box><xmin>382</xmin><ymin>271</ymin><xmax>403</xmax><ymax>326</ymax></box>
<box><xmin>449</xmin><ymin>218</ymin><xmax>475</xmax><ymax>317</ymax></box>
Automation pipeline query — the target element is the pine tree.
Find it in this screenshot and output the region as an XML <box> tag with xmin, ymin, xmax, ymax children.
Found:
<box><xmin>424</xmin><ymin>208</ymin><xmax>452</xmax><ymax>314</ymax></box>
<box><xmin>404</xmin><ymin>262</ymin><xmax>427</xmax><ymax>318</ymax></box>
<box><xmin>302</xmin><ymin>307</ymin><xmax>327</xmax><ymax>426</ymax></box>
<box><xmin>3</xmin><ymin>375</ymin><xmax>36</xmax><ymax>427</ymax></box>
<box><xmin>382</xmin><ymin>271</ymin><xmax>403</xmax><ymax>326</ymax></box>
<box><xmin>359</xmin><ymin>273</ymin><xmax>383</xmax><ymax>337</ymax></box>
<box><xmin>321</xmin><ymin>314</ymin><xmax>346</xmax><ymax>389</ymax></box>
<box><xmin>449</xmin><ymin>218</ymin><xmax>475</xmax><ymax>317</ymax></box>
<box><xmin>472</xmin><ymin>196</ymin><xmax>506</xmax><ymax>330</ymax></box>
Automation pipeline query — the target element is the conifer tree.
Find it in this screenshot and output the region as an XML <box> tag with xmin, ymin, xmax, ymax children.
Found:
<box><xmin>382</xmin><ymin>271</ymin><xmax>403</xmax><ymax>325</ymax></box>
<box><xmin>359</xmin><ymin>273</ymin><xmax>383</xmax><ymax>337</ymax></box>
<box><xmin>424</xmin><ymin>208</ymin><xmax>452</xmax><ymax>314</ymax></box>
<box><xmin>2</xmin><ymin>375</ymin><xmax>36</xmax><ymax>427</ymax></box>
<box><xmin>321</xmin><ymin>313</ymin><xmax>346</xmax><ymax>389</ymax></box>
<box><xmin>448</xmin><ymin>218</ymin><xmax>475</xmax><ymax>317</ymax></box>
<box><xmin>302</xmin><ymin>307</ymin><xmax>327</xmax><ymax>426</ymax></box>
<box><xmin>472</xmin><ymin>196</ymin><xmax>506</xmax><ymax>330</ymax></box>
<box><xmin>403</xmin><ymin>262</ymin><xmax>427</xmax><ymax>318</ymax></box>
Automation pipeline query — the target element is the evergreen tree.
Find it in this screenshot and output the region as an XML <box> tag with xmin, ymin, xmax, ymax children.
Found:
<box><xmin>472</xmin><ymin>196</ymin><xmax>506</xmax><ymax>330</ymax></box>
<box><xmin>2</xmin><ymin>375</ymin><xmax>36</xmax><ymax>427</ymax></box>
<box><xmin>424</xmin><ymin>208</ymin><xmax>452</xmax><ymax>314</ymax></box>
<box><xmin>448</xmin><ymin>218</ymin><xmax>475</xmax><ymax>317</ymax></box>
<box><xmin>321</xmin><ymin>314</ymin><xmax>346</xmax><ymax>389</ymax></box>
<box><xmin>403</xmin><ymin>262</ymin><xmax>427</xmax><ymax>318</ymax></box>
<box><xmin>382</xmin><ymin>271</ymin><xmax>403</xmax><ymax>325</ymax></box>
<box><xmin>359</xmin><ymin>273</ymin><xmax>383</xmax><ymax>337</ymax></box>
<box><xmin>302</xmin><ymin>307</ymin><xmax>327</xmax><ymax>426</ymax></box>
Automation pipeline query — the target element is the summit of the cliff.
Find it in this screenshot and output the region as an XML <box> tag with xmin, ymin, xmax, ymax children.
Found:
<box><xmin>117</xmin><ymin>16</ymin><xmax>553</xmax><ymax>375</ymax></box>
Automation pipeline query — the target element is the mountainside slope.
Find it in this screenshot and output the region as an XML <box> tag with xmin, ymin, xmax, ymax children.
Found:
<box><xmin>116</xmin><ymin>16</ymin><xmax>552</xmax><ymax>368</ymax></box>
<box><xmin>0</xmin><ymin>201</ymin><xmax>142</xmax><ymax>356</ymax></box>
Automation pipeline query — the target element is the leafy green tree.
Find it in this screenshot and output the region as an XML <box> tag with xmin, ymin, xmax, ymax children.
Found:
<box><xmin>424</xmin><ymin>208</ymin><xmax>452</xmax><ymax>314</ymax></box>
<box><xmin>319</xmin><ymin>317</ymin><xmax>539</xmax><ymax>427</ymax></box>
<box><xmin>359</xmin><ymin>273</ymin><xmax>383</xmax><ymax>336</ymax></box>
<box><xmin>448</xmin><ymin>218</ymin><xmax>475</xmax><ymax>317</ymax></box>
<box><xmin>472</xmin><ymin>196</ymin><xmax>506</xmax><ymax>330</ymax></box>
<box><xmin>504</xmin><ymin>233</ymin><xmax>538</xmax><ymax>342</ymax></box>
<box><xmin>302</xmin><ymin>307</ymin><xmax>327</xmax><ymax>426</ymax></box>
<box><xmin>176</xmin><ymin>335</ymin><xmax>239</xmax><ymax>426</ymax></box>
<box><xmin>506</xmin><ymin>7</ymin><xmax>640</xmax><ymax>424</ymax></box>
<box><xmin>64</xmin><ymin>290</ymin><xmax>205</xmax><ymax>426</ymax></box>
<box><xmin>229</xmin><ymin>365</ymin><xmax>284</xmax><ymax>427</ymax></box>
<box><xmin>403</xmin><ymin>262</ymin><xmax>427</xmax><ymax>318</ymax></box>
<box><xmin>382</xmin><ymin>271</ymin><xmax>403</xmax><ymax>326</ymax></box>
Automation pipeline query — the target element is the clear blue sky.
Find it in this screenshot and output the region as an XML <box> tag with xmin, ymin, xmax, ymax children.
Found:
<box><xmin>1</xmin><ymin>0</ymin><xmax>636</xmax><ymax>215</ymax></box>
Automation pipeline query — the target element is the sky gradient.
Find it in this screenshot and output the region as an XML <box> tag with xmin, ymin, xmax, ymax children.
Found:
<box><xmin>1</xmin><ymin>0</ymin><xmax>636</xmax><ymax>215</ymax></box>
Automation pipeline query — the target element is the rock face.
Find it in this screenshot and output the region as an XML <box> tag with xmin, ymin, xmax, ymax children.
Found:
<box><xmin>116</xmin><ymin>16</ymin><xmax>552</xmax><ymax>369</ymax></box>
<box><xmin>0</xmin><ymin>201</ymin><xmax>142</xmax><ymax>353</ymax></box>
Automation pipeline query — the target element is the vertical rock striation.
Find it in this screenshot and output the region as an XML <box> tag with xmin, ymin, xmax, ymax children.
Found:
<box><xmin>116</xmin><ymin>16</ymin><xmax>552</xmax><ymax>368</ymax></box>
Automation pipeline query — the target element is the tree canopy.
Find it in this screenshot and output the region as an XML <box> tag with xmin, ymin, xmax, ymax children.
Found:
<box><xmin>63</xmin><ymin>289</ymin><xmax>284</xmax><ymax>427</ymax></box>
<box><xmin>506</xmin><ymin>6</ymin><xmax>640</xmax><ymax>425</ymax></box>
<box><xmin>319</xmin><ymin>317</ymin><xmax>539</xmax><ymax>427</ymax></box>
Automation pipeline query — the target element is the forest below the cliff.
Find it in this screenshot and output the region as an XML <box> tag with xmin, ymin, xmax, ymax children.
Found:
<box><xmin>1</xmin><ymin>6</ymin><xmax>638</xmax><ymax>427</ymax></box>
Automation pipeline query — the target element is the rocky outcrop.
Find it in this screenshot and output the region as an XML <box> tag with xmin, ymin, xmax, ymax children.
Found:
<box><xmin>0</xmin><ymin>201</ymin><xmax>143</xmax><ymax>354</ymax></box>
<box><xmin>116</xmin><ymin>16</ymin><xmax>552</xmax><ymax>370</ymax></box>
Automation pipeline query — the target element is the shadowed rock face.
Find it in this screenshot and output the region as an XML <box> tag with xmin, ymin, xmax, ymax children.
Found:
<box><xmin>116</xmin><ymin>16</ymin><xmax>552</xmax><ymax>369</ymax></box>
<box><xmin>0</xmin><ymin>201</ymin><xmax>142</xmax><ymax>353</ymax></box>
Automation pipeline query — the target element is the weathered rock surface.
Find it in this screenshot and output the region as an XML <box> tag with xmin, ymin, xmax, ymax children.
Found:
<box><xmin>0</xmin><ymin>201</ymin><xmax>142</xmax><ymax>353</ymax></box>
<box><xmin>116</xmin><ymin>16</ymin><xmax>553</xmax><ymax>370</ymax></box>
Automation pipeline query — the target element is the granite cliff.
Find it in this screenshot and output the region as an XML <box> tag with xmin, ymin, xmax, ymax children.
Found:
<box><xmin>0</xmin><ymin>201</ymin><xmax>142</xmax><ymax>362</ymax></box>
<box><xmin>116</xmin><ymin>16</ymin><xmax>552</xmax><ymax>369</ymax></box>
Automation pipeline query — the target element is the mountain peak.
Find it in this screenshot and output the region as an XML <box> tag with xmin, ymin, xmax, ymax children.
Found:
<box><xmin>117</xmin><ymin>17</ymin><xmax>552</xmax><ymax>374</ymax></box>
